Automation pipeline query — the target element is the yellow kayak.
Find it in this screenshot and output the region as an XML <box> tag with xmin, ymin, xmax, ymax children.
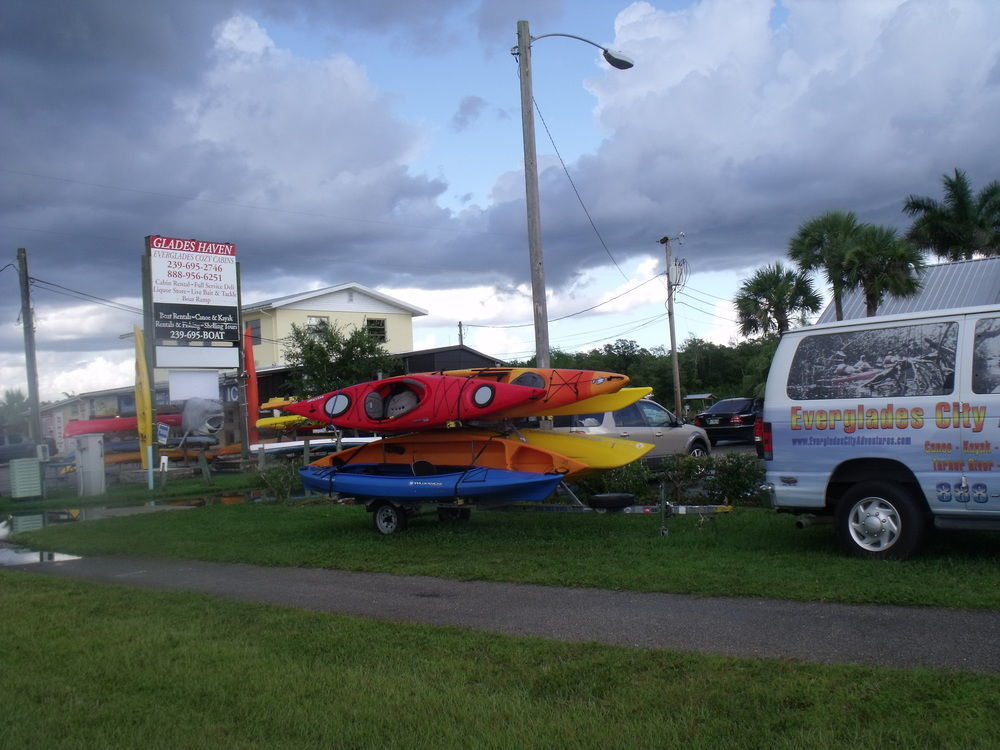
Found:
<box><xmin>260</xmin><ymin>397</ymin><xmax>297</xmax><ymax>411</ymax></box>
<box><xmin>540</xmin><ymin>387</ymin><xmax>653</xmax><ymax>417</ymax></box>
<box><xmin>256</xmin><ymin>414</ymin><xmax>322</xmax><ymax>431</ymax></box>
<box><xmin>516</xmin><ymin>429</ymin><xmax>653</xmax><ymax>471</ymax></box>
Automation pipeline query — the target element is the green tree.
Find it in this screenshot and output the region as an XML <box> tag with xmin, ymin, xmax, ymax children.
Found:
<box><xmin>903</xmin><ymin>168</ymin><xmax>1000</xmax><ymax>260</ymax></box>
<box><xmin>0</xmin><ymin>388</ymin><xmax>28</xmax><ymax>432</ymax></box>
<box><xmin>843</xmin><ymin>224</ymin><xmax>924</xmax><ymax>317</ymax></box>
<box><xmin>788</xmin><ymin>209</ymin><xmax>861</xmax><ymax>321</ymax></box>
<box><xmin>282</xmin><ymin>322</ymin><xmax>401</xmax><ymax>397</ymax></box>
<box><xmin>734</xmin><ymin>262</ymin><xmax>822</xmax><ymax>337</ymax></box>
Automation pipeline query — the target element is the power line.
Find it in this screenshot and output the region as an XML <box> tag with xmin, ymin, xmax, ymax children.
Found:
<box><xmin>464</xmin><ymin>273</ymin><xmax>665</xmax><ymax>329</ymax></box>
<box><xmin>533</xmin><ymin>98</ymin><xmax>629</xmax><ymax>281</ymax></box>
<box><xmin>29</xmin><ymin>277</ymin><xmax>143</xmax><ymax>315</ymax></box>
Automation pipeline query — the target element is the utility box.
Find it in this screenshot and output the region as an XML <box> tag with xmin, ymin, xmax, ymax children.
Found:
<box><xmin>75</xmin><ymin>434</ymin><xmax>106</xmax><ymax>496</ymax></box>
<box><xmin>9</xmin><ymin>457</ymin><xmax>42</xmax><ymax>499</ymax></box>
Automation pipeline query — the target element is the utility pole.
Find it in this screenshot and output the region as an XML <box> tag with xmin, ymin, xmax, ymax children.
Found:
<box><xmin>16</xmin><ymin>248</ymin><xmax>43</xmax><ymax>445</ymax></box>
<box><xmin>658</xmin><ymin>235</ymin><xmax>684</xmax><ymax>418</ymax></box>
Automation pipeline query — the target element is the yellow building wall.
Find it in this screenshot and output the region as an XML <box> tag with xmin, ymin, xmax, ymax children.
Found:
<box><xmin>247</xmin><ymin>309</ymin><xmax>415</xmax><ymax>368</ymax></box>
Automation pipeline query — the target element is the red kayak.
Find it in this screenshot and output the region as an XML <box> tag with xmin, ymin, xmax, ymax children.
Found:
<box><xmin>282</xmin><ymin>373</ymin><xmax>546</xmax><ymax>432</ymax></box>
<box><xmin>64</xmin><ymin>414</ymin><xmax>183</xmax><ymax>438</ymax></box>
<box><xmin>434</xmin><ymin>367</ymin><xmax>629</xmax><ymax>418</ymax></box>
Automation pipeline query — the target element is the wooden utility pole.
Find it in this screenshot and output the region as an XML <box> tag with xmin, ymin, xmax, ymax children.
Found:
<box><xmin>16</xmin><ymin>248</ymin><xmax>43</xmax><ymax>445</ymax></box>
<box><xmin>658</xmin><ymin>236</ymin><xmax>684</xmax><ymax>417</ymax></box>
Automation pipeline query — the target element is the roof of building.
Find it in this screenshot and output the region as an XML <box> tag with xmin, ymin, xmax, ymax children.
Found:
<box><xmin>816</xmin><ymin>256</ymin><xmax>1000</xmax><ymax>323</ymax></box>
<box><xmin>244</xmin><ymin>282</ymin><xmax>428</xmax><ymax>317</ymax></box>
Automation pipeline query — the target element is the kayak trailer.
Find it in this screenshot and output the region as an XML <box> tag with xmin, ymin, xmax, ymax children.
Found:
<box><xmin>357</xmin><ymin>481</ymin><xmax>731</xmax><ymax>535</ymax></box>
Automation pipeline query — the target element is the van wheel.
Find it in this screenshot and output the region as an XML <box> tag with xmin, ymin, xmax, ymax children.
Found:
<box><xmin>835</xmin><ymin>481</ymin><xmax>927</xmax><ymax>559</ymax></box>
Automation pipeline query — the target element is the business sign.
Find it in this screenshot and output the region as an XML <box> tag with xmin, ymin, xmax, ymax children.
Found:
<box><xmin>147</xmin><ymin>235</ymin><xmax>240</xmax><ymax>368</ymax></box>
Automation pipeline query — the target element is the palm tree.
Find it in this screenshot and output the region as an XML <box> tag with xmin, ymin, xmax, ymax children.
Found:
<box><xmin>787</xmin><ymin>210</ymin><xmax>862</xmax><ymax>321</ymax></box>
<box><xmin>843</xmin><ymin>224</ymin><xmax>925</xmax><ymax>317</ymax></box>
<box><xmin>734</xmin><ymin>262</ymin><xmax>822</xmax><ymax>337</ymax></box>
<box><xmin>903</xmin><ymin>168</ymin><xmax>1000</xmax><ymax>260</ymax></box>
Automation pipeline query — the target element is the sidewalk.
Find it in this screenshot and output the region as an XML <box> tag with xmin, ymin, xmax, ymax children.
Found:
<box><xmin>14</xmin><ymin>554</ymin><xmax>1000</xmax><ymax>674</ymax></box>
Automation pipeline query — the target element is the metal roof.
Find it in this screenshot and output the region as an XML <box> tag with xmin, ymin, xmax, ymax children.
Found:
<box><xmin>816</xmin><ymin>257</ymin><xmax>1000</xmax><ymax>323</ymax></box>
<box><xmin>244</xmin><ymin>282</ymin><xmax>428</xmax><ymax>316</ymax></box>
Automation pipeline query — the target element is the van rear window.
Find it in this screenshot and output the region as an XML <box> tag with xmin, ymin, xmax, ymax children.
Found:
<box><xmin>787</xmin><ymin>322</ymin><xmax>957</xmax><ymax>400</ymax></box>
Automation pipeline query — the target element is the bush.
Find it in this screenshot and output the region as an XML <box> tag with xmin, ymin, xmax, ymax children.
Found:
<box><xmin>570</xmin><ymin>453</ymin><xmax>767</xmax><ymax>507</ymax></box>
<box><xmin>569</xmin><ymin>461</ymin><xmax>658</xmax><ymax>504</ymax></box>
<box><xmin>653</xmin><ymin>454</ymin><xmax>714</xmax><ymax>504</ymax></box>
<box><xmin>253</xmin><ymin>459</ymin><xmax>303</xmax><ymax>502</ymax></box>
<box><xmin>702</xmin><ymin>452</ymin><xmax>768</xmax><ymax>507</ymax></box>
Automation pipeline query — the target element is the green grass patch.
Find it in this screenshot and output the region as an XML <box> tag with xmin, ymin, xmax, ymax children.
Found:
<box><xmin>15</xmin><ymin>502</ymin><xmax>1000</xmax><ymax>609</ymax></box>
<box><xmin>2</xmin><ymin>571</ymin><xmax>998</xmax><ymax>750</ymax></box>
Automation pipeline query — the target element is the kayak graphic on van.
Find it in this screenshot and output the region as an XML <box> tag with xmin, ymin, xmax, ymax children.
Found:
<box><xmin>759</xmin><ymin>305</ymin><xmax>999</xmax><ymax>559</ymax></box>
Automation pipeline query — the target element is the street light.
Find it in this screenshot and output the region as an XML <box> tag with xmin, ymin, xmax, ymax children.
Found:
<box><xmin>513</xmin><ymin>19</ymin><xmax>633</xmax><ymax>369</ymax></box>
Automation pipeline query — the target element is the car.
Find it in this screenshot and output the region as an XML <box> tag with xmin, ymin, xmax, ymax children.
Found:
<box><xmin>693</xmin><ymin>397</ymin><xmax>763</xmax><ymax>445</ymax></box>
<box><xmin>0</xmin><ymin>433</ymin><xmax>55</xmax><ymax>464</ymax></box>
<box><xmin>553</xmin><ymin>397</ymin><xmax>711</xmax><ymax>468</ymax></box>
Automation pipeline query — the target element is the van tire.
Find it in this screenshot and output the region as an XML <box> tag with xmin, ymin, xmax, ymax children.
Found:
<box><xmin>835</xmin><ymin>481</ymin><xmax>927</xmax><ymax>560</ymax></box>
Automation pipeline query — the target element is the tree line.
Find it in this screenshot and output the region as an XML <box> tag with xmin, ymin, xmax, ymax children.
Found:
<box><xmin>734</xmin><ymin>168</ymin><xmax>1000</xmax><ymax>336</ymax></box>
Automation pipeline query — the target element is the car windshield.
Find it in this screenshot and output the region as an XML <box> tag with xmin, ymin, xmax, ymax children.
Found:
<box><xmin>707</xmin><ymin>398</ymin><xmax>754</xmax><ymax>414</ymax></box>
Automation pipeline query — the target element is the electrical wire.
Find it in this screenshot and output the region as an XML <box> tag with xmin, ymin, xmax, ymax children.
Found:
<box><xmin>29</xmin><ymin>277</ymin><xmax>143</xmax><ymax>315</ymax></box>
<box><xmin>533</xmin><ymin>97</ymin><xmax>629</xmax><ymax>281</ymax></box>
<box><xmin>464</xmin><ymin>273</ymin><xmax>665</xmax><ymax>329</ymax></box>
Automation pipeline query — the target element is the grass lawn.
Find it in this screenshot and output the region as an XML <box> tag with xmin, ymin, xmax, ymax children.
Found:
<box><xmin>2</xmin><ymin>571</ymin><xmax>998</xmax><ymax>750</ymax></box>
<box><xmin>12</xmin><ymin>498</ymin><xmax>1000</xmax><ymax>609</ymax></box>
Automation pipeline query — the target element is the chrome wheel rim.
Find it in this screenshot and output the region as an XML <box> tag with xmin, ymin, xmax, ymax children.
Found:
<box><xmin>847</xmin><ymin>497</ymin><xmax>900</xmax><ymax>551</ymax></box>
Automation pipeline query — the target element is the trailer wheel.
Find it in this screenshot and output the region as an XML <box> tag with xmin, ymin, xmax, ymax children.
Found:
<box><xmin>371</xmin><ymin>500</ymin><xmax>407</xmax><ymax>535</ymax></box>
<box><xmin>835</xmin><ymin>481</ymin><xmax>927</xmax><ymax>559</ymax></box>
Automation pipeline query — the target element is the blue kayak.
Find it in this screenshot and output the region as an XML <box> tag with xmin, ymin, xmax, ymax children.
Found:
<box><xmin>299</xmin><ymin>462</ymin><xmax>562</xmax><ymax>503</ymax></box>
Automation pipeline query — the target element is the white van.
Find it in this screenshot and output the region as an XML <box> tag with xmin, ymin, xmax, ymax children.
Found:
<box><xmin>759</xmin><ymin>305</ymin><xmax>999</xmax><ymax>558</ymax></box>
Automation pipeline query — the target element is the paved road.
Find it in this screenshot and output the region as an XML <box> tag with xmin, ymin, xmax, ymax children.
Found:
<box><xmin>13</xmin><ymin>554</ymin><xmax>1000</xmax><ymax>675</ymax></box>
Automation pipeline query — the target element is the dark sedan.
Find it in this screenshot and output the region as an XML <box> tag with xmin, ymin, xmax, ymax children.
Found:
<box><xmin>693</xmin><ymin>397</ymin><xmax>763</xmax><ymax>445</ymax></box>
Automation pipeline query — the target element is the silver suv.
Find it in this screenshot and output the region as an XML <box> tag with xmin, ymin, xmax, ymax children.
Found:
<box><xmin>553</xmin><ymin>398</ymin><xmax>711</xmax><ymax>468</ymax></box>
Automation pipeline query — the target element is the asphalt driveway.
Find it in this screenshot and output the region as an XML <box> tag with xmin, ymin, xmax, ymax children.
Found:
<box><xmin>12</xmin><ymin>553</ymin><xmax>1000</xmax><ymax>675</ymax></box>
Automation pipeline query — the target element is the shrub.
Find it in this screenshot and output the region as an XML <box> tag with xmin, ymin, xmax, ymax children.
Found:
<box><xmin>702</xmin><ymin>452</ymin><xmax>768</xmax><ymax>506</ymax></box>
<box><xmin>654</xmin><ymin>454</ymin><xmax>714</xmax><ymax>504</ymax></box>
<box><xmin>253</xmin><ymin>459</ymin><xmax>303</xmax><ymax>502</ymax></box>
<box><xmin>569</xmin><ymin>461</ymin><xmax>658</xmax><ymax>504</ymax></box>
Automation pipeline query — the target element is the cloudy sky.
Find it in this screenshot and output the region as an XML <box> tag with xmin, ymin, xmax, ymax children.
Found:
<box><xmin>3</xmin><ymin>0</ymin><xmax>999</xmax><ymax>402</ymax></box>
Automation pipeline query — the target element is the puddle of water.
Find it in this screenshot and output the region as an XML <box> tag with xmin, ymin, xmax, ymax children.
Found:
<box><xmin>0</xmin><ymin>546</ymin><xmax>80</xmax><ymax>566</ymax></box>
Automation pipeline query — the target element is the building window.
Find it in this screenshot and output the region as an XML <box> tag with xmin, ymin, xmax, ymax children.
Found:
<box><xmin>306</xmin><ymin>316</ymin><xmax>329</xmax><ymax>335</ymax></box>
<box><xmin>366</xmin><ymin>318</ymin><xmax>387</xmax><ymax>342</ymax></box>
<box><xmin>247</xmin><ymin>318</ymin><xmax>261</xmax><ymax>345</ymax></box>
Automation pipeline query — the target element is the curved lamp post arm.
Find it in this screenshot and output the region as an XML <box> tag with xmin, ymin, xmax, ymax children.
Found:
<box><xmin>528</xmin><ymin>32</ymin><xmax>634</xmax><ymax>70</ymax></box>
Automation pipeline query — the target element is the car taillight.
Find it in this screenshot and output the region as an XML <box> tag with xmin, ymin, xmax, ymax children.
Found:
<box><xmin>755</xmin><ymin>420</ymin><xmax>772</xmax><ymax>460</ymax></box>
<box><xmin>730</xmin><ymin>415</ymin><xmax>743</xmax><ymax>425</ymax></box>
